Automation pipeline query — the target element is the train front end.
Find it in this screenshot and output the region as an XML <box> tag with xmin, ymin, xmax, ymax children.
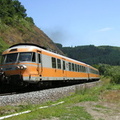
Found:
<box><xmin>0</xmin><ymin>45</ymin><xmax>39</xmax><ymax>85</ymax></box>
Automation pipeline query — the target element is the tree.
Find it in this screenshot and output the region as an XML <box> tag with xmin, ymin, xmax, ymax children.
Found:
<box><xmin>0</xmin><ymin>0</ymin><xmax>27</xmax><ymax>25</ymax></box>
<box><xmin>13</xmin><ymin>0</ymin><xmax>27</xmax><ymax>18</ymax></box>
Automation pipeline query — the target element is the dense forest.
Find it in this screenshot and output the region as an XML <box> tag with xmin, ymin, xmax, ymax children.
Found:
<box><xmin>0</xmin><ymin>0</ymin><xmax>34</xmax><ymax>25</ymax></box>
<box><xmin>56</xmin><ymin>43</ymin><xmax>120</xmax><ymax>65</ymax></box>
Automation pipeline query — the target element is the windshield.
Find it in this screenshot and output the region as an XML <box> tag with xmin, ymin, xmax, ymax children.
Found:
<box><xmin>19</xmin><ymin>52</ymin><xmax>32</xmax><ymax>61</ymax></box>
<box><xmin>5</xmin><ymin>53</ymin><xmax>18</xmax><ymax>63</ymax></box>
<box><xmin>2</xmin><ymin>52</ymin><xmax>36</xmax><ymax>63</ymax></box>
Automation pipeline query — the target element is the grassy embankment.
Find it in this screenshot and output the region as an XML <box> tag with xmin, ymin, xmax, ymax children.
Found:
<box><xmin>0</xmin><ymin>77</ymin><xmax>120</xmax><ymax>120</ymax></box>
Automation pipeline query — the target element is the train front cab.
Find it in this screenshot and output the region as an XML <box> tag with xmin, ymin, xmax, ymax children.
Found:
<box><xmin>0</xmin><ymin>48</ymin><xmax>43</xmax><ymax>85</ymax></box>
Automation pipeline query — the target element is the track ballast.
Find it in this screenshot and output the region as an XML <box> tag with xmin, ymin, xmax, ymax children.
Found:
<box><xmin>0</xmin><ymin>80</ymin><xmax>101</xmax><ymax>106</ymax></box>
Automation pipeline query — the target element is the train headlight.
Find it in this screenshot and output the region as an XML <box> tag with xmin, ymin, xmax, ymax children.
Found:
<box><xmin>0</xmin><ymin>67</ymin><xmax>3</xmax><ymax>75</ymax></box>
<box><xmin>0</xmin><ymin>67</ymin><xmax>3</xmax><ymax>72</ymax></box>
<box><xmin>16</xmin><ymin>65</ymin><xmax>27</xmax><ymax>70</ymax></box>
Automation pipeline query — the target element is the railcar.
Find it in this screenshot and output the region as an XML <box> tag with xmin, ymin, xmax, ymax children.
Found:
<box><xmin>0</xmin><ymin>43</ymin><xmax>100</xmax><ymax>86</ymax></box>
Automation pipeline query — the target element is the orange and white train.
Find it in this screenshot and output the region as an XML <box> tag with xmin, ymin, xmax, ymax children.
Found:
<box><xmin>0</xmin><ymin>43</ymin><xmax>100</xmax><ymax>85</ymax></box>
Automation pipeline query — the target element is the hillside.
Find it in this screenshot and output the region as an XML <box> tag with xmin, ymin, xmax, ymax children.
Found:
<box><xmin>0</xmin><ymin>0</ymin><xmax>63</xmax><ymax>56</ymax></box>
<box><xmin>56</xmin><ymin>43</ymin><xmax>120</xmax><ymax>65</ymax></box>
<box><xmin>0</xmin><ymin>24</ymin><xmax>63</xmax><ymax>54</ymax></box>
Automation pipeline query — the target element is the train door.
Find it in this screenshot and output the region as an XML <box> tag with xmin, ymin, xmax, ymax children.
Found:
<box><xmin>37</xmin><ymin>52</ymin><xmax>42</xmax><ymax>76</ymax></box>
<box><xmin>62</xmin><ymin>60</ymin><xmax>67</xmax><ymax>80</ymax></box>
<box><xmin>86</xmin><ymin>67</ymin><xmax>90</xmax><ymax>80</ymax></box>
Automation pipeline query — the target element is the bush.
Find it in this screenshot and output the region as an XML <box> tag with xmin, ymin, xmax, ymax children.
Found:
<box><xmin>98</xmin><ymin>64</ymin><xmax>120</xmax><ymax>84</ymax></box>
<box><xmin>3</xmin><ymin>17</ymin><xmax>14</xmax><ymax>25</ymax></box>
<box><xmin>25</xmin><ymin>17</ymin><xmax>34</xmax><ymax>25</ymax></box>
<box><xmin>107</xmin><ymin>66</ymin><xmax>120</xmax><ymax>84</ymax></box>
<box><xmin>98</xmin><ymin>64</ymin><xmax>111</xmax><ymax>75</ymax></box>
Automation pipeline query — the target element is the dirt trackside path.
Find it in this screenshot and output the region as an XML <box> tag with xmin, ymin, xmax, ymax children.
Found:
<box><xmin>76</xmin><ymin>90</ymin><xmax>120</xmax><ymax>120</ymax></box>
<box><xmin>76</xmin><ymin>101</ymin><xmax>120</xmax><ymax>120</ymax></box>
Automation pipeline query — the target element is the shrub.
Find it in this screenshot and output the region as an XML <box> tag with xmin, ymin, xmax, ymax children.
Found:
<box><xmin>98</xmin><ymin>64</ymin><xmax>120</xmax><ymax>84</ymax></box>
<box><xmin>107</xmin><ymin>66</ymin><xmax>120</xmax><ymax>84</ymax></box>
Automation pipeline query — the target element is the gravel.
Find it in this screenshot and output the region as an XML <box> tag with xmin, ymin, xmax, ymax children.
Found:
<box><xmin>0</xmin><ymin>81</ymin><xmax>101</xmax><ymax>106</ymax></box>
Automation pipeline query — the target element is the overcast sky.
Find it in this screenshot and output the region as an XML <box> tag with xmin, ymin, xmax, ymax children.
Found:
<box><xmin>19</xmin><ymin>0</ymin><xmax>120</xmax><ymax>47</ymax></box>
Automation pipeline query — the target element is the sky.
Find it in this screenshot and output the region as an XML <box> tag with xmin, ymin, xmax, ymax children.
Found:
<box><xmin>19</xmin><ymin>0</ymin><xmax>120</xmax><ymax>47</ymax></box>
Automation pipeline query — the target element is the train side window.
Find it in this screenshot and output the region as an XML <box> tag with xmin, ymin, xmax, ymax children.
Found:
<box><xmin>69</xmin><ymin>62</ymin><xmax>71</xmax><ymax>71</ymax></box>
<box><xmin>57</xmin><ymin>59</ymin><xmax>61</xmax><ymax>69</ymax></box>
<box><xmin>79</xmin><ymin>65</ymin><xmax>82</xmax><ymax>72</ymax></box>
<box><xmin>76</xmin><ymin>64</ymin><xmax>78</xmax><ymax>71</ymax></box>
<box><xmin>79</xmin><ymin>65</ymin><xmax>80</xmax><ymax>72</ymax></box>
<box><xmin>72</xmin><ymin>63</ymin><xmax>74</xmax><ymax>71</ymax></box>
<box><xmin>63</xmin><ymin>61</ymin><xmax>65</xmax><ymax>70</ymax></box>
<box><xmin>77</xmin><ymin>65</ymin><xmax>79</xmax><ymax>72</ymax></box>
<box><xmin>83</xmin><ymin>67</ymin><xmax>86</xmax><ymax>72</ymax></box>
<box><xmin>52</xmin><ymin>57</ymin><xmax>56</xmax><ymax>68</ymax></box>
<box><xmin>75</xmin><ymin>64</ymin><xmax>77</xmax><ymax>71</ymax></box>
<box><xmin>84</xmin><ymin>67</ymin><xmax>86</xmax><ymax>72</ymax></box>
<box><xmin>38</xmin><ymin>54</ymin><xmax>41</xmax><ymax>63</ymax></box>
<box><xmin>83</xmin><ymin>66</ymin><xmax>85</xmax><ymax>72</ymax></box>
<box><xmin>32</xmin><ymin>52</ymin><xmax>36</xmax><ymax>62</ymax></box>
<box><xmin>90</xmin><ymin>68</ymin><xmax>92</xmax><ymax>73</ymax></box>
<box><xmin>81</xmin><ymin>66</ymin><xmax>84</xmax><ymax>72</ymax></box>
<box><xmin>82</xmin><ymin>66</ymin><xmax>84</xmax><ymax>72</ymax></box>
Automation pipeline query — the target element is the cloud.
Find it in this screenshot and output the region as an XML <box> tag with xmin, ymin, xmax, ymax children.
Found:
<box><xmin>97</xmin><ymin>27</ymin><xmax>113</xmax><ymax>32</ymax></box>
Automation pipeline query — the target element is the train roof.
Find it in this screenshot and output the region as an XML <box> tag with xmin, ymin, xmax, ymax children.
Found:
<box><xmin>9</xmin><ymin>43</ymin><xmax>47</xmax><ymax>50</ymax></box>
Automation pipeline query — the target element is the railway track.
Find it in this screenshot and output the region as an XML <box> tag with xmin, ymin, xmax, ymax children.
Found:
<box><xmin>0</xmin><ymin>80</ymin><xmax>101</xmax><ymax>106</ymax></box>
<box><xmin>0</xmin><ymin>80</ymin><xmax>98</xmax><ymax>96</ymax></box>
<box><xmin>0</xmin><ymin>92</ymin><xmax>16</xmax><ymax>96</ymax></box>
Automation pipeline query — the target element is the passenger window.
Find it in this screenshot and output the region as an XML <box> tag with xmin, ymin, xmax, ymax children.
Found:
<box><xmin>77</xmin><ymin>65</ymin><xmax>79</xmax><ymax>72</ymax></box>
<box><xmin>75</xmin><ymin>64</ymin><xmax>77</xmax><ymax>71</ymax></box>
<box><xmin>72</xmin><ymin>63</ymin><xmax>74</xmax><ymax>71</ymax></box>
<box><xmin>38</xmin><ymin>54</ymin><xmax>41</xmax><ymax>63</ymax></box>
<box><xmin>82</xmin><ymin>66</ymin><xmax>86</xmax><ymax>72</ymax></box>
<box><xmin>52</xmin><ymin>57</ymin><xmax>56</xmax><ymax>68</ymax></box>
<box><xmin>69</xmin><ymin>63</ymin><xmax>71</xmax><ymax>71</ymax></box>
<box><xmin>63</xmin><ymin>61</ymin><xmax>65</xmax><ymax>70</ymax></box>
<box><xmin>79</xmin><ymin>65</ymin><xmax>81</xmax><ymax>72</ymax></box>
<box><xmin>83</xmin><ymin>67</ymin><xmax>85</xmax><ymax>72</ymax></box>
<box><xmin>57</xmin><ymin>59</ymin><xmax>61</xmax><ymax>69</ymax></box>
<box><xmin>32</xmin><ymin>52</ymin><xmax>36</xmax><ymax>62</ymax></box>
<box><xmin>80</xmin><ymin>65</ymin><xmax>83</xmax><ymax>72</ymax></box>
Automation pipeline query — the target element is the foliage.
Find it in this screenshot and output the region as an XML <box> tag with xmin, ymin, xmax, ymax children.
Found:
<box><xmin>97</xmin><ymin>64</ymin><xmax>120</xmax><ymax>84</ymax></box>
<box><xmin>25</xmin><ymin>17</ymin><xmax>34</xmax><ymax>25</ymax></box>
<box><xmin>0</xmin><ymin>38</ymin><xmax>9</xmax><ymax>61</ymax></box>
<box><xmin>56</xmin><ymin>44</ymin><xmax>120</xmax><ymax>66</ymax></box>
<box><xmin>106</xmin><ymin>66</ymin><xmax>120</xmax><ymax>84</ymax></box>
<box><xmin>97</xmin><ymin>64</ymin><xmax>111</xmax><ymax>75</ymax></box>
<box><xmin>0</xmin><ymin>0</ymin><xmax>34</xmax><ymax>26</ymax></box>
<box><xmin>0</xmin><ymin>19</ymin><xmax>9</xmax><ymax>32</ymax></box>
<box><xmin>0</xmin><ymin>38</ymin><xmax>9</xmax><ymax>52</ymax></box>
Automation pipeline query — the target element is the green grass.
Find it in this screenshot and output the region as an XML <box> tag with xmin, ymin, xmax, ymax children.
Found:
<box><xmin>4</xmin><ymin>103</ymin><xmax>94</xmax><ymax>120</ymax></box>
